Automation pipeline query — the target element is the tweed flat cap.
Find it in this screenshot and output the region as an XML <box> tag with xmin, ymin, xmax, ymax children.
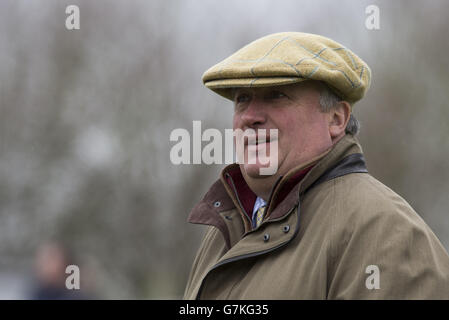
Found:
<box><xmin>202</xmin><ymin>32</ymin><xmax>371</xmax><ymax>104</ymax></box>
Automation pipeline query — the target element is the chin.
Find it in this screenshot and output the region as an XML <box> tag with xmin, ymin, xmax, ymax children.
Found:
<box><xmin>241</xmin><ymin>163</ymin><xmax>275</xmax><ymax>179</ymax></box>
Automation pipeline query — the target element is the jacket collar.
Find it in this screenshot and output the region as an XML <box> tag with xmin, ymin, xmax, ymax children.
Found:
<box><xmin>188</xmin><ymin>134</ymin><xmax>366</xmax><ymax>245</ymax></box>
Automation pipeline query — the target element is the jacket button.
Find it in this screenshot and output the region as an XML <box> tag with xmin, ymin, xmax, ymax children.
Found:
<box><xmin>283</xmin><ymin>225</ymin><xmax>290</xmax><ymax>233</ymax></box>
<box><xmin>263</xmin><ymin>234</ymin><xmax>270</xmax><ymax>242</ymax></box>
<box><xmin>213</xmin><ymin>201</ymin><xmax>221</xmax><ymax>208</ymax></box>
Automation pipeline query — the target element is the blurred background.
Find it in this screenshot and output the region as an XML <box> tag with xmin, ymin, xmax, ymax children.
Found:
<box><xmin>0</xmin><ymin>0</ymin><xmax>448</xmax><ymax>299</ymax></box>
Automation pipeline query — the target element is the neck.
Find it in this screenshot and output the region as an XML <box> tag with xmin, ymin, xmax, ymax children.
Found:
<box><xmin>241</xmin><ymin>174</ymin><xmax>277</xmax><ymax>201</ymax></box>
<box><xmin>241</xmin><ymin>148</ymin><xmax>332</xmax><ymax>200</ymax></box>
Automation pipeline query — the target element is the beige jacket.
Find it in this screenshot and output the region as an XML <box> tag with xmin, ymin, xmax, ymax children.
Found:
<box><xmin>184</xmin><ymin>135</ymin><xmax>449</xmax><ymax>299</ymax></box>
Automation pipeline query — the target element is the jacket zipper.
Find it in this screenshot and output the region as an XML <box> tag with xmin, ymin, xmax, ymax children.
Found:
<box><xmin>196</xmin><ymin>204</ymin><xmax>299</xmax><ymax>299</ymax></box>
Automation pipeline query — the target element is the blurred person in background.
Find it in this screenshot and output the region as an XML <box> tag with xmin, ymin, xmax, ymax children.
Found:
<box><xmin>183</xmin><ymin>32</ymin><xmax>449</xmax><ymax>299</ymax></box>
<box><xmin>29</xmin><ymin>243</ymin><xmax>89</xmax><ymax>300</ymax></box>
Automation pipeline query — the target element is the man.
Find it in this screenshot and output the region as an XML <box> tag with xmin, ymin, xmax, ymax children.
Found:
<box><xmin>183</xmin><ymin>32</ymin><xmax>449</xmax><ymax>299</ymax></box>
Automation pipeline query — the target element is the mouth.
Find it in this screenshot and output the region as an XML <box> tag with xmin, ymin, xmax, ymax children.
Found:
<box><xmin>245</xmin><ymin>134</ymin><xmax>276</xmax><ymax>146</ymax></box>
<box><xmin>245</xmin><ymin>135</ymin><xmax>278</xmax><ymax>155</ymax></box>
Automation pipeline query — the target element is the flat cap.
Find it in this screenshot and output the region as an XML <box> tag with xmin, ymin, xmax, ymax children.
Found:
<box><xmin>202</xmin><ymin>32</ymin><xmax>371</xmax><ymax>104</ymax></box>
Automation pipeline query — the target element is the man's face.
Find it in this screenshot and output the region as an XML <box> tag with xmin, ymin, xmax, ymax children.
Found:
<box><xmin>232</xmin><ymin>81</ymin><xmax>333</xmax><ymax>179</ymax></box>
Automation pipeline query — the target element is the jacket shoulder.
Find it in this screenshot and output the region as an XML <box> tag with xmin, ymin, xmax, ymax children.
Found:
<box><xmin>331</xmin><ymin>173</ymin><xmax>423</xmax><ymax>224</ymax></box>
<box><xmin>320</xmin><ymin>173</ymin><xmax>449</xmax><ymax>299</ymax></box>
<box><xmin>329</xmin><ymin>172</ymin><xmax>442</xmax><ymax>257</ymax></box>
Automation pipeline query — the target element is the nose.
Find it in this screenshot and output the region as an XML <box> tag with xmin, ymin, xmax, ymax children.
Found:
<box><xmin>238</xmin><ymin>98</ymin><xmax>266</xmax><ymax>130</ymax></box>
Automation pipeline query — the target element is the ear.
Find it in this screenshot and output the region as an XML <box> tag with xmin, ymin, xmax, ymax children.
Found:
<box><xmin>328</xmin><ymin>101</ymin><xmax>351</xmax><ymax>140</ymax></box>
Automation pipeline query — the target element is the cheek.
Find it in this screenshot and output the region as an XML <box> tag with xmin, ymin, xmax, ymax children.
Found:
<box><xmin>280</xmin><ymin>110</ymin><xmax>327</xmax><ymax>142</ymax></box>
<box><xmin>311</xmin><ymin>112</ymin><xmax>330</xmax><ymax>134</ymax></box>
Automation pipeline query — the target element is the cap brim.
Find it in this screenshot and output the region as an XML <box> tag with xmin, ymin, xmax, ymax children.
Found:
<box><xmin>204</xmin><ymin>77</ymin><xmax>307</xmax><ymax>100</ymax></box>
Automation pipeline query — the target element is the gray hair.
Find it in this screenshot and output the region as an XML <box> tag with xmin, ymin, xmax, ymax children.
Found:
<box><xmin>318</xmin><ymin>82</ymin><xmax>360</xmax><ymax>136</ymax></box>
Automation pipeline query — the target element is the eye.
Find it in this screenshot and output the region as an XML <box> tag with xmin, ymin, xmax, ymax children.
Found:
<box><xmin>266</xmin><ymin>90</ymin><xmax>287</xmax><ymax>100</ymax></box>
<box><xmin>235</xmin><ymin>92</ymin><xmax>251</xmax><ymax>104</ymax></box>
